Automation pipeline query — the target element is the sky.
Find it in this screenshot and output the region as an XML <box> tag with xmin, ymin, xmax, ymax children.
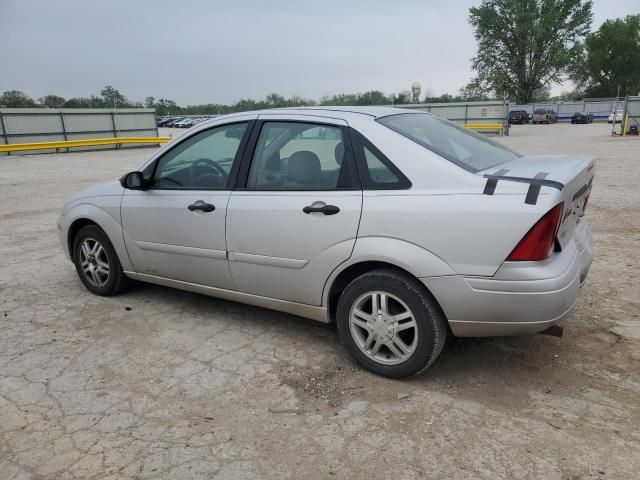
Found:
<box><xmin>1</xmin><ymin>0</ymin><xmax>638</xmax><ymax>105</ymax></box>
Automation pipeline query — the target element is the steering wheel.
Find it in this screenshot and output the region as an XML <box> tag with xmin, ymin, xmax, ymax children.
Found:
<box><xmin>189</xmin><ymin>158</ymin><xmax>227</xmax><ymax>184</ymax></box>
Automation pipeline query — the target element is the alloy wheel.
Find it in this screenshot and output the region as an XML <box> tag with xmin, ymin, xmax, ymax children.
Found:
<box><xmin>79</xmin><ymin>238</ymin><xmax>110</xmax><ymax>287</ymax></box>
<box><xmin>349</xmin><ymin>291</ymin><xmax>418</xmax><ymax>365</ymax></box>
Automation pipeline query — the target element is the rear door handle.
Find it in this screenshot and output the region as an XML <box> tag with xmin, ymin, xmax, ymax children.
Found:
<box><xmin>303</xmin><ymin>204</ymin><xmax>340</xmax><ymax>215</ymax></box>
<box><xmin>188</xmin><ymin>201</ymin><xmax>215</xmax><ymax>213</ymax></box>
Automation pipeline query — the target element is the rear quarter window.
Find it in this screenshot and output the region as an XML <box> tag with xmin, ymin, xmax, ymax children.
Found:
<box><xmin>350</xmin><ymin>129</ymin><xmax>411</xmax><ymax>190</ymax></box>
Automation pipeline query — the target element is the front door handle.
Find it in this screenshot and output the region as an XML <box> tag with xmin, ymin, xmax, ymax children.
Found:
<box><xmin>303</xmin><ymin>204</ymin><xmax>340</xmax><ymax>215</ymax></box>
<box><xmin>188</xmin><ymin>201</ymin><xmax>215</xmax><ymax>213</ymax></box>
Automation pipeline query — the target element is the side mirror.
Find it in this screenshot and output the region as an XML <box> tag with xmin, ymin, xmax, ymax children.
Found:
<box><xmin>120</xmin><ymin>171</ymin><xmax>147</xmax><ymax>190</ymax></box>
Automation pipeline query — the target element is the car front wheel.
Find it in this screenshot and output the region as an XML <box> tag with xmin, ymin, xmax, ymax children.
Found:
<box><xmin>72</xmin><ymin>224</ymin><xmax>129</xmax><ymax>296</ymax></box>
<box><xmin>336</xmin><ymin>269</ymin><xmax>448</xmax><ymax>378</ymax></box>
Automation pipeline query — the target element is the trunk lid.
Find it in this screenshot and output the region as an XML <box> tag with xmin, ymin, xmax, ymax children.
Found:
<box><xmin>479</xmin><ymin>155</ymin><xmax>595</xmax><ymax>248</ymax></box>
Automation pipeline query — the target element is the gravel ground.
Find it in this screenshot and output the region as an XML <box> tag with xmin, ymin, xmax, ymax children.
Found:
<box><xmin>1</xmin><ymin>123</ymin><xmax>638</xmax><ymax>479</ymax></box>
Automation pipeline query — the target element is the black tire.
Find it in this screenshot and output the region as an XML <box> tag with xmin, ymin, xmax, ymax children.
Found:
<box><xmin>336</xmin><ymin>269</ymin><xmax>448</xmax><ymax>378</ymax></box>
<box><xmin>72</xmin><ymin>224</ymin><xmax>129</xmax><ymax>296</ymax></box>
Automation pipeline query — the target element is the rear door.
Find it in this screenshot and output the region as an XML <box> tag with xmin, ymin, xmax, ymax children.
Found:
<box><xmin>226</xmin><ymin>116</ymin><xmax>362</xmax><ymax>305</ymax></box>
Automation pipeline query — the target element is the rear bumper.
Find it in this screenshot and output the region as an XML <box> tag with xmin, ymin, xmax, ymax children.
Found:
<box><xmin>422</xmin><ymin>221</ymin><xmax>593</xmax><ymax>337</ymax></box>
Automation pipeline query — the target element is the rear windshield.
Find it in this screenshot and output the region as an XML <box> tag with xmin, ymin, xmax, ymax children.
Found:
<box><xmin>534</xmin><ymin>109</ymin><xmax>546</xmax><ymax>114</ymax></box>
<box><xmin>377</xmin><ymin>113</ymin><xmax>521</xmax><ymax>173</ymax></box>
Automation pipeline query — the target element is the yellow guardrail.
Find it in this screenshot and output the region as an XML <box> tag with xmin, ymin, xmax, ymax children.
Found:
<box><xmin>464</xmin><ymin>123</ymin><xmax>504</xmax><ymax>131</ymax></box>
<box><xmin>0</xmin><ymin>136</ymin><xmax>171</xmax><ymax>153</ymax></box>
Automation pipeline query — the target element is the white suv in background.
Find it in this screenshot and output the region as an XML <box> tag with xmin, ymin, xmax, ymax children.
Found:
<box><xmin>608</xmin><ymin>110</ymin><xmax>624</xmax><ymax>123</ymax></box>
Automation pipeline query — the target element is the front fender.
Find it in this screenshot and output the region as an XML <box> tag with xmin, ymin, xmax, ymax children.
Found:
<box><xmin>322</xmin><ymin>236</ymin><xmax>456</xmax><ymax>306</ymax></box>
<box><xmin>60</xmin><ymin>201</ymin><xmax>132</xmax><ymax>271</ymax></box>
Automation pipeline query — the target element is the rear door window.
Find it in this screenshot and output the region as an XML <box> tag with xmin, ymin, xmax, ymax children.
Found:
<box><xmin>246</xmin><ymin>121</ymin><xmax>357</xmax><ymax>190</ymax></box>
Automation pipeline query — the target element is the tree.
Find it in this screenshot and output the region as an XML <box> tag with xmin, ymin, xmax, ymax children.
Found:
<box><xmin>62</xmin><ymin>95</ymin><xmax>106</xmax><ymax>108</ymax></box>
<box><xmin>390</xmin><ymin>90</ymin><xmax>412</xmax><ymax>104</ymax></box>
<box><xmin>39</xmin><ymin>95</ymin><xmax>66</xmax><ymax>108</ymax></box>
<box><xmin>155</xmin><ymin>98</ymin><xmax>177</xmax><ymax>115</ymax></box>
<box><xmin>144</xmin><ymin>96</ymin><xmax>156</xmax><ymax>108</ymax></box>
<box><xmin>468</xmin><ymin>0</ymin><xmax>592</xmax><ymax>103</ymax></box>
<box><xmin>100</xmin><ymin>85</ymin><xmax>128</xmax><ymax>107</ymax></box>
<box><xmin>572</xmin><ymin>15</ymin><xmax>640</xmax><ymax>98</ymax></box>
<box><xmin>265</xmin><ymin>93</ymin><xmax>286</xmax><ymax>108</ymax></box>
<box><xmin>0</xmin><ymin>90</ymin><xmax>37</xmax><ymax>107</ymax></box>
<box><xmin>532</xmin><ymin>84</ymin><xmax>551</xmax><ymax>101</ymax></box>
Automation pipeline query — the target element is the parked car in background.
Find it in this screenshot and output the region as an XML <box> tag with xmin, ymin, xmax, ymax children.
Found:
<box><xmin>608</xmin><ymin>111</ymin><xmax>624</xmax><ymax>123</ymax></box>
<box><xmin>157</xmin><ymin>117</ymin><xmax>179</xmax><ymax>127</ymax></box>
<box><xmin>532</xmin><ymin>109</ymin><xmax>557</xmax><ymax>124</ymax></box>
<box><xmin>508</xmin><ymin>110</ymin><xmax>529</xmax><ymax>124</ymax></box>
<box><xmin>175</xmin><ymin>118</ymin><xmax>195</xmax><ymax>128</ymax></box>
<box><xmin>165</xmin><ymin>118</ymin><xmax>185</xmax><ymax>127</ymax></box>
<box><xmin>571</xmin><ymin>112</ymin><xmax>593</xmax><ymax>124</ymax></box>
<box><xmin>58</xmin><ymin>107</ymin><xmax>594</xmax><ymax>378</ymax></box>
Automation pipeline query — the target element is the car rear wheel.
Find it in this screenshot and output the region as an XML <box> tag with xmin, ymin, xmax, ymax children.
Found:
<box><xmin>336</xmin><ymin>269</ymin><xmax>447</xmax><ymax>378</ymax></box>
<box><xmin>72</xmin><ymin>224</ymin><xmax>129</xmax><ymax>296</ymax></box>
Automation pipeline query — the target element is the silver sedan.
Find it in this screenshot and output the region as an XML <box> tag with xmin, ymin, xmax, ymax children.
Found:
<box><xmin>58</xmin><ymin>107</ymin><xmax>594</xmax><ymax>378</ymax></box>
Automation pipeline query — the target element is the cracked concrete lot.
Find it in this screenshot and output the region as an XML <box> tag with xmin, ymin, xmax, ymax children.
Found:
<box><xmin>1</xmin><ymin>123</ymin><xmax>639</xmax><ymax>479</ymax></box>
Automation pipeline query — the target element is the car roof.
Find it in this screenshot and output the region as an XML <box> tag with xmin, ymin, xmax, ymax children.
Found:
<box><xmin>199</xmin><ymin>106</ymin><xmax>420</xmax><ymax>125</ymax></box>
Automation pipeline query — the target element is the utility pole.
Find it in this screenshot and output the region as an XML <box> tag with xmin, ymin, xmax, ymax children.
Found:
<box><xmin>611</xmin><ymin>85</ymin><xmax>620</xmax><ymax>136</ymax></box>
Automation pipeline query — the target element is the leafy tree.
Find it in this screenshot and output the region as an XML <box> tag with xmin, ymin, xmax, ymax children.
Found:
<box><xmin>532</xmin><ymin>84</ymin><xmax>551</xmax><ymax>101</ymax></box>
<box><xmin>39</xmin><ymin>95</ymin><xmax>66</xmax><ymax>108</ymax></box>
<box><xmin>360</xmin><ymin>90</ymin><xmax>388</xmax><ymax>105</ymax></box>
<box><xmin>100</xmin><ymin>85</ymin><xmax>128</xmax><ymax>107</ymax></box>
<box><xmin>468</xmin><ymin>0</ymin><xmax>592</xmax><ymax>103</ymax></box>
<box><xmin>390</xmin><ymin>90</ymin><xmax>412</xmax><ymax>104</ymax></box>
<box><xmin>548</xmin><ymin>88</ymin><xmax>584</xmax><ymax>101</ymax></box>
<box><xmin>572</xmin><ymin>15</ymin><xmax>640</xmax><ymax>97</ymax></box>
<box><xmin>458</xmin><ymin>85</ymin><xmax>492</xmax><ymax>101</ymax></box>
<box><xmin>144</xmin><ymin>96</ymin><xmax>156</xmax><ymax>108</ymax></box>
<box><xmin>155</xmin><ymin>98</ymin><xmax>177</xmax><ymax>115</ymax></box>
<box><xmin>0</xmin><ymin>90</ymin><xmax>37</xmax><ymax>107</ymax></box>
<box><xmin>319</xmin><ymin>90</ymin><xmax>392</xmax><ymax>106</ymax></box>
<box><xmin>286</xmin><ymin>95</ymin><xmax>316</xmax><ymax>107</ymax></box>
<box><xmin>63</xmin><ymin>96</ymin><xmax>106</xmax><ymax>108</ymax></box>
<box><xmin>265</xmin><ymin>93</ymin><xmax>286</xmax><ymax>108</ymax></box>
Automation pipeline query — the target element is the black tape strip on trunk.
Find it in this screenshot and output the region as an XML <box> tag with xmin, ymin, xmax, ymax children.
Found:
<box><xmin>483</xmin><ymin>168</ymin><xmax>510</xmax><ymax>195</ymax></box>
<box><xmin>524</xmin><ymin>172</ymin><xmax>549</xmax><ymax>205</ymax></box>
<box><xmin>482</xmin><ymin>173</ymin><xmax>564</xmax><ymax>204</ymax></box>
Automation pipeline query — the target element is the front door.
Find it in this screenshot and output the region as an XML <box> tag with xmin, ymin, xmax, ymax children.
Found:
<box><xmin>226</xmin><ymin>118</ymin><xmax>362</xmax><ymax>305</ymax></box>
<box><xmin>121</xmin><ymin>121</ymin><xmax>251</xmax><ymax>289</ymax></box>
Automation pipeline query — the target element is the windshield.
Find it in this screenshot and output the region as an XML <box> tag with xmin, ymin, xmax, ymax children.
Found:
<box><xmin>377</xmin><ymin>113</ymin><xmax>521</xmax><ymax>173</ymax></box>
<box><xmin>534</xmin><ymin>109</ymin><xmax>546</xmax><ymax>114</ymax></box>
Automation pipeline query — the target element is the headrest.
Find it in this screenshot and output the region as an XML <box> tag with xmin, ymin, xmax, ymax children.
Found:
<box><xmin>334</xmin><ymin>142</ymin><xmax>345</xmax><ymax>165</ymax></box>
<box><xmin>265</xmin><ymin>152</ymin><xmax>281</xmax><ymax>171</ymax></box>
<box><xmin>288</xmin><ymin>151</ymin><xmax>321</xmax><ymax>185</ymax></box>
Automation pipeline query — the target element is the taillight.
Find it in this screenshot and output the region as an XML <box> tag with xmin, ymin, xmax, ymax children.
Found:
<box><xmin>507</xmin><ymin>203</ymin><xmax>564</xmax><ymax>261</ymax></box>
<box><xmin>581</xmin><ymin>193</ymin><xmax>590</xmax><ymax>216</ymax></box>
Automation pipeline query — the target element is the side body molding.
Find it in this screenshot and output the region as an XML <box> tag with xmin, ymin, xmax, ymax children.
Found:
<box><xmin>322</xmin><ymin>236</ymin><xmax>456</xmax><ymax>306</ymax></box>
